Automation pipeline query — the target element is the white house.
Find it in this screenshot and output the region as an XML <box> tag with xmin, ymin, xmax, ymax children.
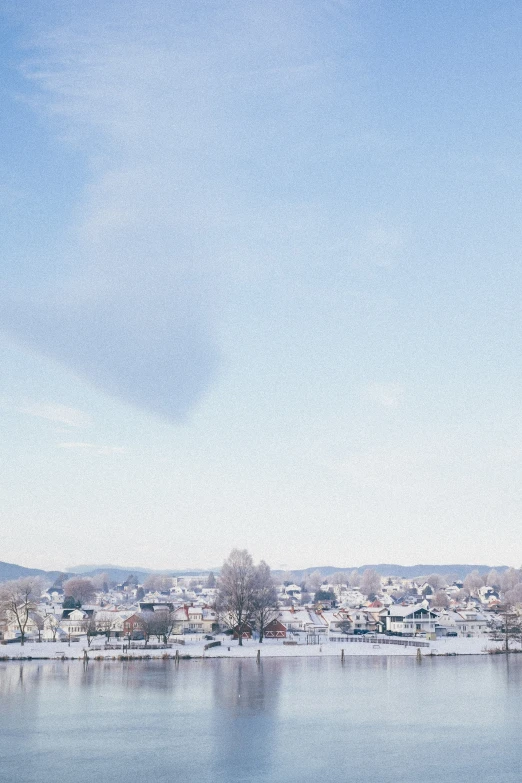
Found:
<box><xmin>384</xmin><ymin>604</ymin><xmax>438</xmax><ymax>637</ymax></box>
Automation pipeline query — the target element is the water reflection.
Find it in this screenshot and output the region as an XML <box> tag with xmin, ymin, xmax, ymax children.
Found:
<box><xmin>210</xmin><ymin>660</ymin><xmax>282</xmax><ymax>779</ymax></box>
<box><xmin>1</xmin><ymin>656</ymin><xmax>522</xmax><ymax>783</ymax></box>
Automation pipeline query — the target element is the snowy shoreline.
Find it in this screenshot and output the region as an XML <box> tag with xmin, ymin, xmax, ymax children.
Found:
<box><xmin>1</xmin><ymin>636</ymin><xmax>517</xmax><ymax>661</ymax></box>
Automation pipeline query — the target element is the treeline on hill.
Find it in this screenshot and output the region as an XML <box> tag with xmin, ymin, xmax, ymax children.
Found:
<box><xmin>0</xmin><ymin>559</ymin><xmax>513</xmax><ymax>585</ymax></box>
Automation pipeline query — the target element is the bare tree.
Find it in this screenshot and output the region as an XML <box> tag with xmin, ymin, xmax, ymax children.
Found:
<box><xmin>83</xmin><ymin>615</ymin><xmax>98</xmax><ymax>646</ymax></box>
<box><xmin>0</xmin><ymin>577</ymin><xmax>43</xmax><ymax>646</ymax></box>
<box><xmin>92</xmin><ymin>572</ymin><xmax>110</xmax><ymax>592</ymax></box>
<box><xmin>136</xmin><ymin>611</ymin><xmax>156</xmax><ymax>647</ymax></box>
<box><xmin>306</xmin><ymin>570</ymin><xmax>323</xmax><ymax>593</ymax></box>
<box><xmin>486</xmin><ymin>569</ymin><xmax>500</xmax><ymax>589</ymax></box>
<box><xmin>426</xmin><ymin>574</ymin><xmax>446</xmax><ymax>591</ymax></box>
<box><xmin>32</xmin><ymin>612</ymin><xmax>45</xmax><ymax>642</ymax></box>
<box><xmin>498</xmin><ymin>603</ymin><xmax>522</xmax><ymax>652</ymax></box>
<box><xmin>96</xmin><ymin>616</ymin><xmax>117</xmax><ymax>642</ymax></box>
<box><xmin>252</xmin><ymin>561</ymin><xmax>278</xmax><ymax>643</ymax></box>
<box><xmin>500</xmin><ymin>568</ymin><xmax>521</xmax><ymax>594</ymax></box>
<box><xmin>44</xmin><ymin>613</ymin><xmax>60</xmax><ymax>642</ymax></box>
<box><xmin>463</xmin><ymin>570</ymin><xmax>484</xmax><ymax>596</ymax></box>
<box><xmin>331</xmin><ymin>572</ymin><xmax>347</xmax><ymax>602</ymax></box>
<box><xmin>432</xmin><ymin>591</ymin><xmax>450</xmax><ymax>608</ymax></box>
<box><xmin>143</xmin><ymin>574</ymin><xmax>172</xmax><ymax>593</ymax></box>
<box><xmin>360</xmin><ymin>569</ymin><xmax>381</xmax><ymax>598</ymax></box>
<box><xmin>504</xmin><ymin>583</ymin><xmax>522</xmax><ymax>610</ymax></box>
<box><xmin>216</xmin><ymin>549</ymin><xmax>256</xmax><ymax>646</ymax></box>
<box><xmin>349</xmin><ymin>570</ymin><xmax>360</xmax><ymax>587</ymax></box>
<box><xmin>63</xmin><ymin>577</ymin><xmax>96</xmax><ymax>606</ymax></box>
<box><xmin>444</xmin><ymin>572</ymin><xmax>459</xmax><ymax>585</ymax></box>
<box><xmin>152</xmin><ymin>608</ymin><xmax>176</xmax><ymax>645</ymax></box>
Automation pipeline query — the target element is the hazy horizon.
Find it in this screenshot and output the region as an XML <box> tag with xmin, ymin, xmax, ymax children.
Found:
<box><xmin>2</xmin><ymin>1</ymin><xmax>522</xmax><ymax>570</ymax></box>
<box><xmin>2</xmin><ymin>556</ymin><xmax>515</xmax><ymax>576</ymax></box>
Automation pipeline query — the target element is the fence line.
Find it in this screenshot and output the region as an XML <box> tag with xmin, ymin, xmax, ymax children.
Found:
<box><xmin>329</xmin><ymin>636</ymin><xmax>430</xmax><ymax>648</ymax></box>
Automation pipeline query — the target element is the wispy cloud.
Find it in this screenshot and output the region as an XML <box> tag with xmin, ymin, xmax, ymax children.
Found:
<box><xmin>17</xmin><ymin>402</ymin><xmax>92</xmax><ymax>427</ymax></box>
<box><xmin>57</xmin><ymin>441</ymin><xmax>124</xmax><ymax>455</ymax></box>
<box><xmin>0</xmin><ymin>0</ymin><xmax>369</xmax><ymax>419</ymax></box>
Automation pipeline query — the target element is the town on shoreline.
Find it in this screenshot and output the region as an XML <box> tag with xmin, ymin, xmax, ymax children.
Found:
<box><xmin>2</xmin><ymin>552</ymin><xmax>522</xmax><ymax>660</ymax></box>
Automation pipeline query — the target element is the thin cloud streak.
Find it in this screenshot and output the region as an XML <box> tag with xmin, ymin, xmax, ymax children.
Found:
<box><xmin>57</xmin><ymin>441</ymin><xmax>125</xmax><ymax>455</ymax></box>
<box><xmin>16</xmin><ymin>401</ymin><xmax>92</xmax><ymax>428</ymax></box>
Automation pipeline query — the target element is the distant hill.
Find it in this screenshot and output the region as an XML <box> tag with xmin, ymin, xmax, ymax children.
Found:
<box><xmin>0</xmin><ymin>561</ymin><xmax>67</xmax><ymax>584</ymax></box>
<box><xmin>1</xmin><ymin>559</ymin><xmax>511</xmax><ymax>585</ymax></box>
<box><xmin>275</xmin><ymin>564</ymin><xmax>509</xmax><ymax>580</ymax></box>
<box><xmin>67</xmin><ymin>564</ymin><xmax>210</xmax><ymax>583</ymax></box>
<box><xmin>66</xmin><ymin>564</ymin><xmax>154</xmax><ymax>582</ymax></box>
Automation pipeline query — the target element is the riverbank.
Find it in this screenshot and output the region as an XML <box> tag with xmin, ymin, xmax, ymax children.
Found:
<box><xmin>1</xmin><ymin>635</ymin><xmax>517</xmax><ymax>660</ymax></box>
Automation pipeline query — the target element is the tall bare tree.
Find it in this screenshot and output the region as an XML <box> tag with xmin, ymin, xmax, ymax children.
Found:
<box><xmin>252</xmin><ymin>561</ymin><xmax>278</xmax><ymax>643</ymax></box>
<box><xmin>136</xmin><ymin>611</ymin><xmax>156</xmax><ymax>647</ymax></box>
<box><xmin>360</xmin><ymin>569</ymin><xmax>381</xmax><ymax>598</ymax></box>
<box><xmin>63</xmin><ymin>577</ymin><xmax>96</xmax><ymax>606</ymax></box>
<box><xmin>152</xmin><ymin>608</ymin><xmax>176</xmax><ymax>645</ymax></box>
<box><xmin>0</xmin><ymin>577</ymin><xmax>43</xmax><ymax>646</ymax></box>
<box><xmin>216</xmin><ymin>549</ymin><xmax>256</xmax><ymax>646</ymax></box>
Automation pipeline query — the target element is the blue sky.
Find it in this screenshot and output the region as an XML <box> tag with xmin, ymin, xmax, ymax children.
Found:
<box><xmin>1</xmin><ymin>0</ymin><xmax>522</xmax><ymax>571</ymax></box>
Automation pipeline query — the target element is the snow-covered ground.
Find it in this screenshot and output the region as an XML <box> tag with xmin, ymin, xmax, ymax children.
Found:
<box><xmin>1</xmin><ymin>635</ymin><xmax>518</xmax><ymax>660</ymax></box>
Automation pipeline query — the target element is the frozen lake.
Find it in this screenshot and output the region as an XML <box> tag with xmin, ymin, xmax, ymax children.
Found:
<box><xmin>1</xmin><ymin>655</ymin><xmax>521</xmax><ymax>782</ymax></box>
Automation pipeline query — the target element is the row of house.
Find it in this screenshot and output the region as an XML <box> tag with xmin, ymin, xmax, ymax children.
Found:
<box><xmin>2</xmin><ymin>564</ymin><xmax>511</xmax><ymax>644</ymax></box>
<box><xmin>1</xmin><ymin>603</ymin><xmax>219</xmax><ymax>643</ymax></box>
<box><xmin>260</xmin><ymin>604</ymin><xmax>492</xmax><ymax>640</ymax></box>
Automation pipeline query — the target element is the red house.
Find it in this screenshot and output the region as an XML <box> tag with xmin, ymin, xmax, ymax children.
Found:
<box><xmin>123</xmin><ymin>614</ymin><xmax>141</xmax><ymax>637</ymax></box>
<box><xmin>232</xmin><ymin>623</ymin><xmax>253</xmax><ymax>639</ymax></box>
<box><xmin>264</xmin><ymin>619</ymin><xmax>287</xmax><ymax>639</ymax></box>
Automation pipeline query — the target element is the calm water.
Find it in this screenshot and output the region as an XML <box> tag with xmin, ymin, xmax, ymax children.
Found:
<box><xmin>1</xmin><ymin>656</ymin><xmax>522</xmax><ymax>782</ymax></box>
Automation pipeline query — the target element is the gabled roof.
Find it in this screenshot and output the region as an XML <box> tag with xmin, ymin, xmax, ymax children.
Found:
<box><xmin>387</xmin><ymin>604</ymin><xmax>437</xmax><ymax>618</ymax></box>
<box><xmin>61</xmin><ymin>608</ymin><xmax>88</xmax><ymax>620</ymax></box>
